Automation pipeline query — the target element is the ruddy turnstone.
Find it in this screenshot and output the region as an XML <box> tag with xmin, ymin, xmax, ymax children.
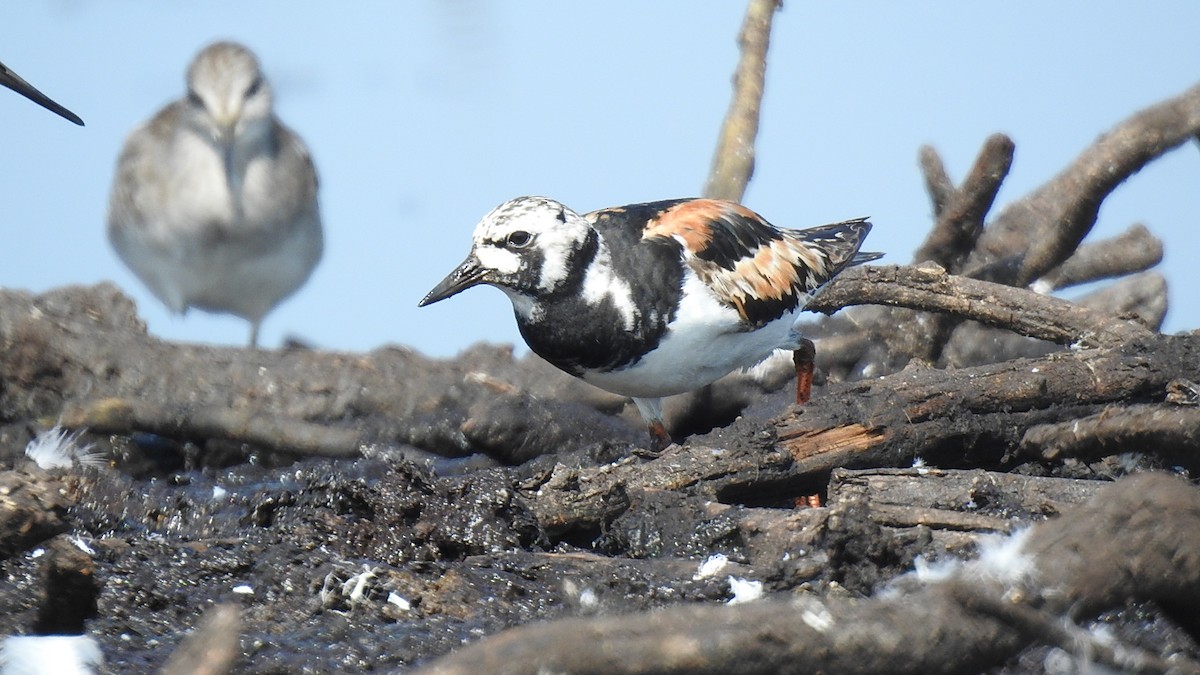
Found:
<box><xmin>107</xmin><ymin>41</ymin><xmax>322</xmax><ymax>347</ymax></box>
<box><xmin>420</xmin><ymin>196</ymin><xmax>880</xmax><ymax>451</ymax></box>
<box><xmin>0</xmin><ymin>58</ymin><xmax>83</xmax><ymax>125</ymax></box>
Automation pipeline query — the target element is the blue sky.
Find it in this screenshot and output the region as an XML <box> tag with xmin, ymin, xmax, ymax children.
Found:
<box><xmin>4</xmin><ymin>2</ymin><xmax>1199</xmax><ymax>356</ymax></box>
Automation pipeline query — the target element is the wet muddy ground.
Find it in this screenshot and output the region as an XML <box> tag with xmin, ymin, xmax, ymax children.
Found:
<box><xmin>0</xmin><ymin>285</ymin><xmax>1196</xmax><ymax>673</ymax></box>
<box><xmin>1</xmin><ymin>378</ymin><xmax>1196</xmax><ymax>673</ymax></box>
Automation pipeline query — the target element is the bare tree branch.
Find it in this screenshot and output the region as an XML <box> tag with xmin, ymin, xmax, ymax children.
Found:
<box><xmin>704</xmin><ymin>0</ymin><xmax>782</xmax><ymax>201</ymax></box>
<box><xmin>913</xmin><ymin>133</ymin><xmax>1014</xmax><ymax>272</ymax></box>
<box><xmin>939</xmin><ymin>270</ymin><xmax>1167</xmax><ymax>368</ymax></box>
<box><xmin>918</xmin><ymin>144</ymin><xmax>955</xmax><ymax>218</ymax></box>
<box><xmin>969</xmin><ymin>81</ymin><xmax>1200</xmax><ymax>286</ymax></box>
<box><xmin>1035</xmin><ymin>223</ymin><xmax>1163</xmax><ymax>292</ymax></box>
<box><xmin>1075</xmin><ymin>270</ymin><xmax>1168</xmax><ymax>330</ymax></box>
<box><xmin>946</xmin><ymin>580</ymin><xmax>1182</xmax><ymax>674</ymax></box>
<box><xmin>811</xmin><ymin>82</ymin><xmax>1198</xmax><ymax>378</ymax></box>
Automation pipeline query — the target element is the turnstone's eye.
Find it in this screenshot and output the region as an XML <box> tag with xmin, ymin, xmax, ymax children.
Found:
<box><xmin>505</xmin><ymin>231</ymin><xmax>533</xmax><ymax>249</ymax></box>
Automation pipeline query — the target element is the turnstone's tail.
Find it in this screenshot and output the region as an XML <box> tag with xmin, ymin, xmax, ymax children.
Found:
<box><xmin>784</xmin><ymin>216</ymin><xmax>881</xmax><ymax>283</ymax></box>
<box><xmin>852</xmin><ymin>250</ymin><xmax>885</xmax><ymax>265</ymax></box>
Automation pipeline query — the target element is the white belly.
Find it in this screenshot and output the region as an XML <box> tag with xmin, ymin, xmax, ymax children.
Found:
<box><xmin>109</xmin><ymin>130</ymin><xmax>322</xmax><ymax>322</ymax></box>
<box><xmin>112</xmin><ymin>210</ymin><xmax>322</xmax><ymax>322</ymax></box>
<box><xmin>581</xmin><ymin>272</ymin><xmax>807</xmax><ymax>398</ymax></box>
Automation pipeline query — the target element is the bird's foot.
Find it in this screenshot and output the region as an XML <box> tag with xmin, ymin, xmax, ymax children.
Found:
<box><xmin>633</xmin><ymin>420</ymin><xmax>673</xmax><ymax>458</ymax></box>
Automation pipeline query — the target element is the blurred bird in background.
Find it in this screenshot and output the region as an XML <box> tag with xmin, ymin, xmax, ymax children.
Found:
<box><xmin>107</xmin><ymin>41</ymin><xmax>322</xmax><ymax>347</ymax></box>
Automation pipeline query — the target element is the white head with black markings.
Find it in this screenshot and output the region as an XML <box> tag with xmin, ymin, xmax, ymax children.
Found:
<box><xmin>419</xmin><ymin>196</ymin><xmax>597</xmax><ymax>313</ymax></box>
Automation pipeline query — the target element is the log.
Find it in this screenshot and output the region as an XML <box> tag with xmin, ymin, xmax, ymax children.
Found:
<box><xmin>826</xmin><ymin>467</ymin><xmax>1105</xmax><ymax>532</ymax></box>
<box><xmin>776</xmin><ymin>332</ymin><xmax>1199</xmax><ymax>476</ymax></box>
<box><xmin>0</xmin><ymin>284</ymin><xmax>639</xmax><ymax>463</ymax></box>
<box><xmin>939</xmin><ymin>270</ymin><xmax>1167</xmax><ymax>368</ymax></box>
<box><xmin>1020</xmin><ymin>403</ymin><xmax>1200</xmax><ymax>462</ymax></box>
<box><xmin>808</xmin><ymin>264</ymin><xmax>1150</xmax><ymax>348</ymax></box>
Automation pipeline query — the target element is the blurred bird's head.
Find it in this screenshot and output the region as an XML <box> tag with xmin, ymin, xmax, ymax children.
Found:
<box><xmin>183</xmin><ymin>41</ymin><xmax>273</xmax><ymax>151</ymax></box>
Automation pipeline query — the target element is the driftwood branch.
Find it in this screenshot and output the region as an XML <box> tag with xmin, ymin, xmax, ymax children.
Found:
<box><xmin>58</xmin><ymin>398</ymin><xmax>362</xmax><ymax>458</ymax></box>
<box><xmin>415</xmin><ymin>473</ymin><xmax>1200</xmax><ymax>675</ymax></box>
<box><xmin>775</xmin><ymin>332</ymin><xmax>1198</xmax><ymax>476</ymax></box>
<box><xmin>912</xmin><ymin>133</ymin><xmax>1014</xmax><ymax>272</ymax></box>
<box><xmin>809</xmin><ymin>80</ymin><xmax>1198</xmax><ymax>377</ymax></box>
<box><xmin>1035</xmin><ymin>223</ymin><xmax>1163</xmax><ymax>292</ymax></box>
<box><xmin>1020</xmin><ymin>402</ymin><xmax>1200</xmax><ymax>461</ymax></box>
<box><xmin>944</xmin><ymin>581</ymin><xmax>1182</xmax><ymax>674</ymax></box>
<box><xmin>917</xmin><ymin>144</ymin><xmax>955</xmax><ymax>218</ymax></box>
<box><xmin>1076</xmin><ymin>270</ymin><xmax>1168</xmax><ymax>328</ymax></box>
<box><xmin>970</xmin><ymin>80</ymin><xmax>1200</xmax><ymax>286</ymax></box>
<box><xmin>904</xmin><ymin>135</ymin><xmax>1016</xmax><ymax>363</ymax></box>
<box><xmin>703</xmin><ymin>0</ymin><xmax>782</xmax><ymax>201</ymax></box>
<box><xmin>808</xmin><ymin>264</ymin><xmax>1151</xmax><ymax>348</ymax></box>
<box><xmin>938</xmin><ymin>270</ymin><xmax>1167</xmax><ymax>369</ymax></box>
<box><xmin>826</xmin><ymin>468</ymin><xmax>1105</xmax><ymax>532</ymax></box>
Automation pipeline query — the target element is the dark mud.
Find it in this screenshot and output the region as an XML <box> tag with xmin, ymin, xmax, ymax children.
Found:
<box><xmin>1</xmin><ymin>391</ymin><xmax>1194</xmax><ymax>672</ymax></box>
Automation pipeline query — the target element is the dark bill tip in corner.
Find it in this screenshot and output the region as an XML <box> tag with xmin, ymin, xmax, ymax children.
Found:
<box><xmin>0</xmin><ymin>62</ymin><xmax>85</xmax><ymax>126</ymax></box>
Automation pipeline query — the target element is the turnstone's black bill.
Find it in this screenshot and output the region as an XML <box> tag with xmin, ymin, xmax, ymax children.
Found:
<box><xmin>420</xmin><ymin>196</ymin><xmax>882</xmax><ymax>452</ymax></box>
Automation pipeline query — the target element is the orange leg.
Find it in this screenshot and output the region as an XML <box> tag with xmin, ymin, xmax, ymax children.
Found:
<box><xmin>795</xmin><ymin>493</ymin><xmax>824</xmax><ymax>508</ymax></box>
<box><xmin>793</xmin><ymin>337</ymin><xmax>816</xmax><ymax>405</ymax></box>
<box><xmin>793</xmin><ymin>338</ymin><xmax>823</xmax><ymax>506</ymax></box>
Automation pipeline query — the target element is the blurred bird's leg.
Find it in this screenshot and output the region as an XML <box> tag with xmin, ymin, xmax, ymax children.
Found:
<box><xmin>793</xmin><ymin>337</ymin><xmax>816</xmax><ymax>405</ymax></box>
<box><xmin>248</xmin><ymin>320</ymin><xmax>260</xmax><ymax>349</ymax></box>
<box><xmin>633</xmin><ymin>397</ymin><xmax>672</xmax><ymax>454</ymax></box>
